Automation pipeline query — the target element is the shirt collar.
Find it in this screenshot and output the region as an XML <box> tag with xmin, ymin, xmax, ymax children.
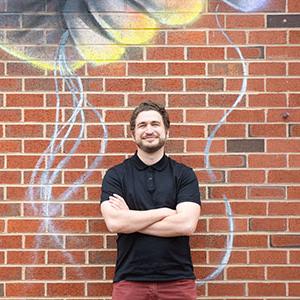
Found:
<box><xmin>132</xmin><ymin>151</ymin><xmax>168</xmax><ymax>171</ymax></box>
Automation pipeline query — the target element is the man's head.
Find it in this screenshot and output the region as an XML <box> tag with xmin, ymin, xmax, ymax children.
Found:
<box><xmin>130</xmin><ymin>101</ymin><xmax>170</xmax><ymax>154</ymax></box>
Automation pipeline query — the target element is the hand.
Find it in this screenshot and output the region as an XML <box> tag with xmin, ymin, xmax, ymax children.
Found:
<box><xmin>108</xmin><ymin>194</ymin><xmax>129</xmax><ymax>211</ymax></box>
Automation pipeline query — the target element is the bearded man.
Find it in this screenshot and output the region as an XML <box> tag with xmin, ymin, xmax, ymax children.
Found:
<box><xmin>101</xmin><ymin>101</ymin><xmax>201</xmax><ymax>300</ymax></box>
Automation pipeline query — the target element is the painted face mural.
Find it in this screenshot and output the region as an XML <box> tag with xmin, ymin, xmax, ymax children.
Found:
<box><xmin>0</xmin><ymin>0</ymin><xmax>269</xmax><ymax>287</ymax></box>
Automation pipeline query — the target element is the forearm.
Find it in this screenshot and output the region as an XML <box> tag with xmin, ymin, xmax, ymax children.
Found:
<box><xmin>105</xmin><ymin>207</ymin><xmax>174</xmax><ymax>234</ymax></box>
<box><xmin>139</xmin><ymin>213</ymin><xmax>195</xmax><ymax>237</ymax></box>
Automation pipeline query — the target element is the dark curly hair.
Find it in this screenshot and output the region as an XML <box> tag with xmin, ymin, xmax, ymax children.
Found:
<box><xmin>130</xmin><ymin>101</ymin><xmax>170</xmax><ymax>132</ymax></box>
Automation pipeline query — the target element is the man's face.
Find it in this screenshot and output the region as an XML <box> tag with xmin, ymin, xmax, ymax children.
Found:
<box><xmin>133</xmin><ymin>110</ymin><xmax>168</xmax><ymax>154</ymax></box>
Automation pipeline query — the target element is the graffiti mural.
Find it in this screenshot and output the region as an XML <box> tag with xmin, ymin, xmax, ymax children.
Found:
<box><xmin>0</xmin><ymin>0</ymin><xmax>274</xmax><ymax>294</ymax></box>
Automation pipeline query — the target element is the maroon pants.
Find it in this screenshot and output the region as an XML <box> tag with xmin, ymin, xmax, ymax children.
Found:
<box><xmin>112</xmin><ymin>279</ymin><xmax>197</xmax><ymax>300</ymax></box>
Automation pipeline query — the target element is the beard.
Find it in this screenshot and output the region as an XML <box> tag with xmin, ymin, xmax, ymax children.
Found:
<box><xmin>136</xmin><ymin>136</ymin><xmax>166</xmax><ymax>153</ymax></box>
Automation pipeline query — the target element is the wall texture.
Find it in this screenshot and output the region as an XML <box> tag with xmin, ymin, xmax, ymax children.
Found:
<box><xmin>0</xmin><ymin>0</ymin><xmax>299</xmax><ymax>298</ymax></box>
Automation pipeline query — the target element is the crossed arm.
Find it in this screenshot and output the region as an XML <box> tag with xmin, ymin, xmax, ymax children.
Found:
<box><xmin>100</xmin><ymin>194</ymin><xmax>201</xmax><ymax>237</ymax></box>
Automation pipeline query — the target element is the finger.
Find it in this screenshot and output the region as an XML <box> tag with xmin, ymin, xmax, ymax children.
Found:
<box><xmin>113</xmin><ymin>194</ymin><xmax>125</xmax><ymax>201</ymax></box>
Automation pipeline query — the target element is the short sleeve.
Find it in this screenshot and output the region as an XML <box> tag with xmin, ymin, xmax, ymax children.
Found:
<box><xmin>100</xmin><ymin>168</ymin><xmax>123</xmax><ymax>203</ymax></box>
<box><xmin>176</xmin><ymin>167</ymin><xmax>201</xmax><ymax>206</ymax></box>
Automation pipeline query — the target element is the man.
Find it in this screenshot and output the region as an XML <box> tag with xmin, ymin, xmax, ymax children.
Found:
<box><xmin>101</xmin><ymin>101</ymin><xmax>201</xmax><ymax>300</ymax></box>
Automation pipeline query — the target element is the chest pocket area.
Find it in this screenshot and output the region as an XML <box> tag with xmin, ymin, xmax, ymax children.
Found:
<box><xmin>153</xmin><ymin>174</ymin><xmax>177</xmax><ymax>209</ymax></box>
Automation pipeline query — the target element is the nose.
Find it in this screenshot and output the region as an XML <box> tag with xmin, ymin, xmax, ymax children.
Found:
<box><xmin>145</xmin><ymin>124</ymin><xmax>154</xmax><ymax>134</ymax></box>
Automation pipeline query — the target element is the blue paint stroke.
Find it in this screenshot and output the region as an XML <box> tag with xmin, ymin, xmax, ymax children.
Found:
<box><xmin>223</xmin><ymin>0</ymin><xmax>269</xmax><ymax>12</ymax></box>
<box><xmin>27</xmin><ymin>30</ymin><xmax>108</xmax><ymax>266</ymax></box>
<box><xmin>196</xmin><ymin>3</ymin><xmax>248</xmax><ymax>285</ymax></box>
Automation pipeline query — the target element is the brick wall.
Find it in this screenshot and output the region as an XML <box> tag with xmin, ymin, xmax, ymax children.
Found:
<box><xmin>0</xmin><ymin>0</ymin><xmax>300</xmax><ymax>298</ymax></box>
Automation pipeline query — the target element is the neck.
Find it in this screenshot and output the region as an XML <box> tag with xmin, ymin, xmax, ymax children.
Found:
<box><xmin>136</xmin><ymin>147</ymin><xmax>165</xmax><ymax>166</ymax></box>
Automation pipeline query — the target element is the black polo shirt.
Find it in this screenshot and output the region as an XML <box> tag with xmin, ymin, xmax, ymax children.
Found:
<box><xmin>101</xmin><ymin>152</ymin><xmax>201</xmax><ymax>282</ymax></box>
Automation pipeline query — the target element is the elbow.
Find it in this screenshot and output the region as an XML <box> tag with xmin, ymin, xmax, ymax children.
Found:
<box><xmin>105</xmin><ymin>220</ymin><xmax>120</xmax><ymax>234</ymax></box>
<box><xmin>183</xmin><ymin>223</ymin><xmax>197</xmax><ymax>236</ymax></box>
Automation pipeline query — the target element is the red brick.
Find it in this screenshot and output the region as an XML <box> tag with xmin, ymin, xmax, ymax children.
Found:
<box><xmin>208</xmin><ymin>283</ymin><xmax>245</xmax><ymax>296</ymax></box>
<box><xmin>248</xmin><ymin>186</ymin><xmax>285</xmax><ymax>199</ymax></box>
<box><xmin>289</xmin><ymin>62</ymin><xmax>300</xmax><ymax>75</ymax></box>
<box><xmin>106</xmin><ymin>140</ymin><xmax>136</xmax><ymax>153</ymax></box>
<box><xmin>209</xmin><ymin>155</ymin><xmax>245</xmax><ymax>168</ymax></box>
<box><xmin>248</xmin><ymin>283</ymin><xmax>286</xmax><ymax>296</ymax></box>
<box><xmin>208</xmin><ymin>94</ymin><xmax>246</xmax><ymax>108</ymax></box>
<box><xmin>249</xmin><ymin>93</ymin><xmax>287</xmax><ymax>107</ymax></box>
<box><xmin>169</xmin><ymin>124</ymin><xmax>204</xmax><ymax>138</ymax></box>
<box><xmin>47</xmin><ymin>283</ymin><xmax>84</xmax><ymax>297</ymax></box>
<box><xmin>232</xmin><ymin>202</ymin><xmax>267</xmax><ymax>217</ymax></box>
<box><xmin>208</xmin><ymin>124</ymin><xmax>246</xmax><ymax>137</ymax></box>
<box><xmin>6</xmin><ymin>94</ymin><xmax>44</xmax><ymax>107</ymax></box>
<box><xmin>48</xmin><ymin>220</ymin><xmax>86</xmax><ymax>233</ymax></box>
<box><xmin>249</xmin><ymin>250</ymin><xmax>287</xmax><ymax>264</ymax></box>
<box><xmin>7</xmin><ymin>251</ymin><xmax>45</xmax><ymax>264</ymax></box>
<box><xmin>25</xmin><ymin>267</ymin><xmax>63</xmax><ymax>280</ymax></box>
<box><xmin>186</xmin><ymin>109</ymin><xmax>225</xmax><ymax>122</ymax></box>
<box><xmin>289</xmin><ymin>154</ymin><xmax>300</xmax><ymax>167</ymax></box>
<box><xmin>6</xmin><ymin>124</ymin><xmax>44</xmax><ymax>138</ymax></box>
<box><xmin>267</xmin><ymin>139</ymin><xmax>300</xmax><ymax>153</ymax></box>
<box><xmin>208</xmin><ymin>63</ymin><xmax>243</xmax><ymax>76</ymax></box>
<box><xmin>227</xmin><ymin>109</ymin><xmax>265</xmax><ymax>122</ymax></box>
<box><xmin>66</xmin><ymin>266</ymin><xmax>103</xmax><ymax>280</ymax></box>
<box><xmin>6</xmin><ymin>283</ymin><xmax>45</xmax><ymax>297</ymax></box>
<box><xmin>289</xmin><ymin>94</ymin><xmax>300</xmax><ymax>107</ymax></box>
<box><xmin>271</xmin><ymin>235</ymin><xmax>300</xmax><ymax>247</ymax></box>
<box><xmin>0</xmin><ymin>171</ymin><xmax>21</xmax><ymax>184</ymax></box>
<box><xmin>250</xmin><ymin>218</ymin><xmax>287</xmax><ymax>231</ymax></box>
<box><xmin>87</xmin><ymin>62</ymin><xmax>125</xmax><ymax>76</ymax></box>
<box><xmin>25</xmin><ymin>235</ymin><xmax>64</xmax><ymax>249</ymax></box>
<box><xmin>0</xmin><ymin>203</ymin><xmax>20</xmax><ymax>216</ymax></box>
<box><xmin>290</xmin><ymin>250</ymin><xmax>300</xmax><ymax>263</ymax></box>
<box><xmin>269</xmin><ymin>203</ymin><xmax>300</xmax><ymax>216</ymax></box>
<box><xmin>7</xmin><ymin>154</ymin><xmax>42</xmax><ymax>169</ymax></box>
<box><xmin>0</xmin><ymin>267</ymin><xmax>21</xmax><ymax>280</ymax></box>
<box><xmin>288</xmin><ymin>187</ymin><xmax>300</xmax><ymax>200</ymax></box>
<box><xmin>250</xmin><ymin>124</ymin><xmax>287</xmax><ymax>137</ymax></box>
<box><xmin>187</xmin><ymin>139</ymin><xmax>225</xmax><ymax>152</ymax></box>
<box><xmin>186</xmin><ymin>78</ymin><xmax>224</xmax><ymax>91</ymax></box>
<box><xmin>289</xmin><ymin>283</ymin><xmax>300</xmax><ymax>296</ymax></box>
<box><xmin>0</xmin><ymin>79</ymin><xmax>22</xmax><ymax>91</ymax></box>
<box><xmin>24</xmin><ymin>79</ymin><xmax>62</xmax><ymax>91</ymax></box>
<box><xmin>290</xmin><ymin>30</ymin><xmax>300</xmax><ymax>44</ymax></box>
<box><xmin>208</xmin><ymin>30</ymin><xmax>246</xmax><ymax>44</ymax></box>
<box><xmin>249</xmin><ymin>62</ymin><xmax>286</xmax><ymax>76</ymax></box>
<box><xmin>7</xmin><ymin>62</ymin><xmax>45</xmax><ymax>76</ymax></box>
<box><xmin>267</xmin><ymin>46</ymin><xmax>300</xmax><ymax>59</ymax></box>
<box><xmin>168</xmin><ymin>94</ymin><xmax>206</xmax><ymax>107</ymax></box>
<box><xmin>8</xmin><ymin>220</ymin><xmax>45</xmax><ymax>233</ymax></box>
<box><xmin>64</xmin><ymin>204</ymin><xmax>101</xmax><ymax>217</ymax></box>
<box><xmin>146</xmin><ymin>47</ymin><xmax>184</xmax><ymax>60</ymax></box>
<box><xmin>23</xmin><ymin>203</ymin><xmax>62</xmax><ymax>217</ymax></box>
<box><xmin>249</xmin><ymin>154</ymin><xmax>287</xmax><ymax>168</ymax></box>
<box><xmin>64</xmin><ymin>170</ymin><xmax>101</xmax><ymax>184</ymax></box>
<box><xmin>288</xmin><ymin>1</ymin><xmax>300</xmax><ymax>12</ymax></box>
<box><xmin>128</xmin><ymin>62</ymin><xmax>165</xmax><ymax>76</ymax></box>
<box><xmin>267</xmin><ymin>78</ymin><xmax>300</xmax><ymax>92</ymax></box>
<box><xmin>63</xmin><ymin>140</ymin><xmax>107</xmax><ymax>154</ymax></box>
<box><xmin>168</xmin><ymin>62</ymin><xmax>205</xmax><ymax>76</ymax></box>
<box><xmin>209</xmin><ymin>186</ymin><xmax>246</xmax><ymax>199</ymax></box>
<box><xmin>128</xmin><ymin>94</ymin><xmax>165</xmax><ymax>107</ymax></box>
<box><xmin>268</xmin><ymin>108</ymin><xmax>300</xmax><ymax>122</ymax></box>
<box><xmin>229</xmin><ymin>170</ymin><xmax>265</xmax><ymax>183</ymax></box>
<box><xmin>234</xmin><ymin>235</ymin><xmax>268</xmax><ymax>248</ymax></box>
<box><xmin>169</xmin><ymin>155</ymin><xmax>204</xmax><ymax>168</ymax></box>
<box><xmin>226</xmin><ymin>15</ymin><xmax>265</xmax><ymax>28</ymax></box>
<box><xmin>167</xmin><ymin>31</ymin><xmax>206</xmax><ymax>45</ymax></box>
<box><xmin>249</xmin><ymin>31</ymin><xmax>287</xmax><ymax>44</ymax></box>
<box><xmin>66</xmin><ymin>236</ymin><xmax>103</xmax><ymax>249</ymax></box>
<box><xmin>82</xmin><ymin>78</ymin><xmax>103</xmax><ymax>91</ymax></box>
<box><xmin>227</xmin><ymin>266</ymin><xmax>264</xmax><ymax>280</ymax></box>
<box><xmin>88</xmin><ymin>219</ymin><xmax>107</xmax><ymax>233</ymax></box>
<box><xmin>209</xmin><ymin>218</ymin><xmax>247</xmax><ymax>232</ymax></box>
<box><xmin>188</xmin><ymin>47</ymin><xmax>225</xmax><ymax>60</ymax></box>
<box><xmin>289</xmin><ymin>218</ymin><xmax>300</xmax><ymax>232</ymax></box>
<box><xmin>227</xmin><ymin>46</ymin><xmax>264</xmax><ymax>59</ymax></box>
<box><xmin>209</xmin><ymin>250</ymin><xmax>247</xmax><ymax>265</ymax></box>
<box><xmin>0</xmin><ymin>109</ymin><xmax>21</xmax><ymax>122</ymax></box>
<box><xmin>88</xmin><ymin>94</ymin><xmax>124</xmax><ymax>107</ymax></box>
<box><xmin>48</xmin><ymin>251</ymin><xmax>85</xmax><ymax>264</ymax></box>
<box><xmin>145</xmin><ymin>78</ymin><xmax>183</xmax><ymax>91</ymax></box>
<box><xmin>24</xmin><ymin>109</ymin><xmax>58</xmax><ymax>122</ymax></box>
<box><xmin>105</xmin><ymin>79</ymin><xmax>142</xmax><ymax>92</ymax></box>
<box><xmin>226</xmin><ymin>78</ymin><xmax>264</xmax><ymax>91</ymax></box>
<box><xmin>0</xmin><ymin>236</ymin><xmax>22</xmax><ymax>249</ymax></box>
